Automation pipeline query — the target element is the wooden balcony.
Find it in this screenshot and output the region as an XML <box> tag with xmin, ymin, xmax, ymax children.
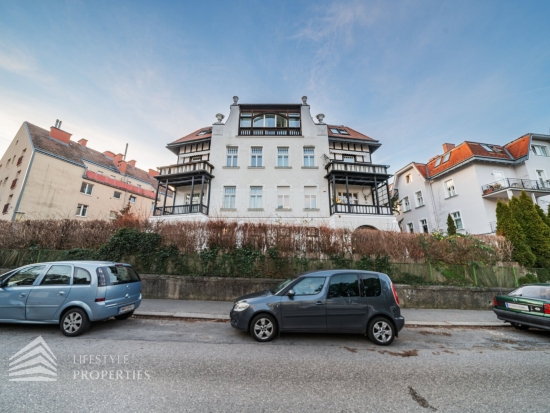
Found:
<box><xmin>238</xmin><ymin>127</ymin><xmax>301</xmax><ymax>136</ymax></box>
<box><xmin>325</xmin><ymin>160</ymin><xmax>389</xmax><ymax>175</ymax></box>
<box><xmin>157</xmin><ymin>160</ymin><xmax>214</xmax><ymax>177</ymax></box>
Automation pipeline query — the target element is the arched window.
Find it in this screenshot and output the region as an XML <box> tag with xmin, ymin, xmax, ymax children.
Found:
<box><xmin>252</xmin><ymin>114</ymin><xmax>288</xmax><ymax>128</ymax></box>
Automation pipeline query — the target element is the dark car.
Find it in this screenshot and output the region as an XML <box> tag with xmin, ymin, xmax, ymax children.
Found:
<box><xmin>230</xmin><ymin>270</ymin><xmax>404</xmax><ymax>345</ymax></box>
<box><xmin>493</xmin><ymin>284</ymin><xmax>550</xmax><ymax>331</ymax></box>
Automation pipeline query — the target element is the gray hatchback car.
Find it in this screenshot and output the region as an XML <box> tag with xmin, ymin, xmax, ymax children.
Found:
<box><xmin>230</xmin><ymin>270</ymin><xmax>404</xmax><ymax>345</ymax></box>
<box><xmin>0</xmin><ymin>261</ymin><xmax>142</xmax><ymax>337</ymax></box>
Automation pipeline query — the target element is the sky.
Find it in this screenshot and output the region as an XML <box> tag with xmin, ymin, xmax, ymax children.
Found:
<box><xmin>0</xmin><ymin>0</ymin><xmax>549</xmax><ymax>174</ymax></box>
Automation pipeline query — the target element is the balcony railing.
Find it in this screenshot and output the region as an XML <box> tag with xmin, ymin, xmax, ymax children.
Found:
<box><xmin>158</xmin><ymin>161</ymin><xmax>214</xmax><ymax>176</ymax></box>
<box><xmin>154</xmin><ymin>203</ymin><xmax>208</xmax><ymax>216</ymax></box>
<box><xmin>481</xmin><ymin>178</ymin><xmax>550</xmax><ymax>195</ymax></box>
<box><xmin>238</xmin><ymin>127</ymin><xmax>301</xmax><ymax>136</ymax></box>
<box><xmin>326</xmin><ymin>161</ymin><xmax>389</xmax><ymax>175</ymax></box>
<box><xmin>330</xmin><ymin>203</ymin><xmax>392</xmax><ymax>215</ymax></box>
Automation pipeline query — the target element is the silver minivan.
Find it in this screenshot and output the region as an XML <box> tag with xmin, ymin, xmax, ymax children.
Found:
<box><xmin>0</xmin><ymin>261</ymin><xmax>142</xmax><ymax>336</ymax></box>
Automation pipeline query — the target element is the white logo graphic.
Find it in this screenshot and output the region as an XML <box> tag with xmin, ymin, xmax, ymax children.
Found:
<box><xmin>8</xmin><ymin>336</ymin><xmax>57</xmax><ymax>381</ymax></box>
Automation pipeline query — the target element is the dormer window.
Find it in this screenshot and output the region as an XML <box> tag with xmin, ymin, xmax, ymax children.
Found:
<box><xmin>253</xmin><ymin>114</ymin><xmax>288</xmax><ymax>128</ymax></box>
<box><xmin>443</xmin><ymin>152</ymin><xmax>451</xmax><ymax>163</ymax></box>
<box><xmin>434</xmin><ymin>157</ymin><xmax>441</xmax><ymax>167</ymax></box>
<box><xmin>238</xmin><ymin>107</ymin><xmax>301</xmax><ymax>136</ymax></box>
<box><xmin>480</xmin><ymin>144</ymin><xmax>493</xmax><ymax>152</ymax></box>
<box><xmin>197</xmin><ymin>129</ymin><xmax>211</xmax><ymax>136</ymax></box>
<box><xmin>330</xmin><ymin>128</ymin><xmax>349</xmax><ymax>135</ymax></box>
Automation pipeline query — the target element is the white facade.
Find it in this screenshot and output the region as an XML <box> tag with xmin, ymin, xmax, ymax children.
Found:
<box><xmin>393</xmin><ymin>134</ymin><xmax>550</xmax><ymax>235</ymax></box>
<box><xmin>152</xmin><ymin>98</ymin><xmax>399</xmax><ymax>231</ymax></box>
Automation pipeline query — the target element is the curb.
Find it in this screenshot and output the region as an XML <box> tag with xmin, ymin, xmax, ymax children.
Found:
<box><xmin>134</xmin><ymin>311</ymin><xmax>506</xmax><ymax>327</ymax></box>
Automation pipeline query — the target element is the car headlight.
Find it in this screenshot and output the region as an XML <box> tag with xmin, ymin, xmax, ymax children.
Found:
<box><xmin>233</xmin><ymin>301</ymin><xmax>250</xmax><ymax>312</ymax></box>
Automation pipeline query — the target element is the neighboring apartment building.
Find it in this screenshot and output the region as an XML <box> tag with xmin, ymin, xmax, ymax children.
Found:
<box><xmin>0</xmin><ymin>121</ymin><xmax>161</xmax><ymax>221</ymax></box>
<box><xmin>151</xmin><ymin>97</ymin><xmax>399</xmax><ymax>231</ymax></box>
<box><xmin>392</xmin><ymin>133</ymin><xmax>550</xmax><ymax>235</ymax></box>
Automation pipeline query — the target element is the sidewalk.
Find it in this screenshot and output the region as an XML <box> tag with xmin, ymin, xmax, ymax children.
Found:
<box><xmin>136</xmin><ymin>299</ymin><xmax>505</xmax><ymax>327</ymax></box>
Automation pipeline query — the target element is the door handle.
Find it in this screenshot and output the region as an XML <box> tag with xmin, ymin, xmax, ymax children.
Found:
<box><xmin>316</xmin><ymin>301</ymin><xmax>324</xmax><ymax>305</ymax></box>
<box><xmin>19</xmin><ymin>293</ymin><xmax>27</xmax><ymax>297</ymax></box>
<box><xmin>58</xmin><ymin>291</ymin><xmax>65</xmax><ymax>296</ymax></box>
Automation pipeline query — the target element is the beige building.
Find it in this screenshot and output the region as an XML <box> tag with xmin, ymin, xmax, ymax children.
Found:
<box><xmin>0</xmin><ymin>121</ymin><xmax>161</xmax><ymax>221</ymax></box>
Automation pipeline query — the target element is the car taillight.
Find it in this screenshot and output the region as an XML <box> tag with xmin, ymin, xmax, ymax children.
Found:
<box><xmin>544</xmin><ymin>304</ymin><xmax>550</xmax><ymax>315</ymax></box>
<box><xmin>391</xmin><ymin>282</ymin><xmax>400</xmax><ymax>307</ymax></box>
<box><xmin>97</xmin><ymin>267</ymin><xmax>106</xmax><ymax>286</ymax></box>
<box><xmin>493</xmin><ymin>296</ymin><xmax>498</xmax><ymax>307</ymax></box>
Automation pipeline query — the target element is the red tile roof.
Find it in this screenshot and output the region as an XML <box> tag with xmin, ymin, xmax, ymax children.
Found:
<box><xmin>504</xmin><ymin>134</ymin><xmax>531</xmax><ymax>159</ymax></box>
<box><xmin>169</xmin><ymin>127</ymin><xmax>212</xmax><ymax>145</ymax></box>
<box><xmin>413</xmin><ymin>163</ymin><xmax>428</xmax><ymax>179</ymax></box>
<box><xmin>327</xmin><ymin>125</ymin><xmax>377</xmax><ymax>142</ymax></box>
<box><xmin>84</xmin><ymin>171</ymin><xmax>156</xmax><ymax>199</ymax></box>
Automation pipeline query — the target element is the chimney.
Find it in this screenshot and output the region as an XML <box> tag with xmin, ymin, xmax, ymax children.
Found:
<box><xmin>128</xmin><ymin>160</ymin><xmax>136</xmax><ymax>167</ymax></box>
<box><xmin>148</xmin><ymin>169</ymin><xmax>159</xmax><ymax>177</ymax></box>
<box><xmin>442</xmin><ymin>143</ymin><xmax>455</xmax><ymax>153</ymax></box>
<box><xmin>113</xmin><ymin>153</ymin><xmax>124</xmax><ymax>164</ymax></box>
<box><xmin>50</xmin><ymin>121</ymin><xmax>72</xmax><ymax>144</ymax></box>
<box><xmin>103</xmin><ymin>151</ymin><xmax>115</xmax><ymax>159</ymax></box>
<box><xmin>78</xmin><ymin>138</ymin><xmax>88</xmax><ymax>147</ymax></box>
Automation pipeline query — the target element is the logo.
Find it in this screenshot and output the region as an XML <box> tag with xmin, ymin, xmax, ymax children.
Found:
<box><xmin>8</xmin><ymin>336</ymin><xmax>57</xmax><ymax>382</ymax></box>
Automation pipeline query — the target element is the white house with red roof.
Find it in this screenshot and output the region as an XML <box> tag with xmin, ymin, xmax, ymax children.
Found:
<box><xmin>151</xmin><ymin>96</ymin><xmax>399</xmax><ymax>231</ymax></box>
<box><xmin>392</xmin><ymin>133</ymin><xmax>550</xmax><ymax>235</ymax></box>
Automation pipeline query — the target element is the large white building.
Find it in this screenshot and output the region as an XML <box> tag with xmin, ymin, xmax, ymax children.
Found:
<box><xmin>392</xmin><ymin>134</ymin><xmax>550</xmax><ymax>235</ymax></box>
<box><xmin>151</xmin><ymin>97</ymin><xmax>399</xmax><ymax>231</ymax></box>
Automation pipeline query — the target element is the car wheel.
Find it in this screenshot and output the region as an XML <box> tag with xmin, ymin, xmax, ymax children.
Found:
<box><xmin>60</xmin><ymin>308</ymin><xmax>90</xmax><ymax>337</ymax></box>
<box><xmin>250</xmin><ymin>314</ymin><xmax>277</xmax><ymax>342</ymax></box>
<box><xmin>115</xmin><ymin>311</ymin><xmax>134</xmax><ymax>320</ymax></box>
<box><xmin>511</xmin><ymin>322</ymin><xmax>530</xmax><ymax>331</ymax></box>
<box><xmin>368</xmin><ymin>317</ymin><xmax>395</xmax><ymax>346</ymax></box>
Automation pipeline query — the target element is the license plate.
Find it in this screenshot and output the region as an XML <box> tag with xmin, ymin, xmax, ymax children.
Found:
<box><xmin>505</xmin><ymin>302</ymin><xmax>529</xmax><ymax>311</ymax></box>
<box><xmin>119</xmin><ymin>304</ymin><xmax>134</xmax><ymax>314</ymax></box>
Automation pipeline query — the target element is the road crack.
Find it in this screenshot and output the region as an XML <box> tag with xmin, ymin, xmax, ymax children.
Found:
<box><xmin>408</xmin><ymin>386</ymin><xmax>437</xmax><ymax>411</ymax></box>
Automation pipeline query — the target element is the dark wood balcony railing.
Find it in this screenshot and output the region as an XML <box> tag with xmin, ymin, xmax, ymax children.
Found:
<box><xmin>158</xmin><ymin>161</ymin><xmax>214</xmax><ymax>176</ymax></box>
<box><xmin>330</xmin><ymin>203</ymin><xmax>392</xmax><ymax>215</ymax></box>
<box><xmin>238</xmin><ymin>127</ymin><xmax>301</xmax><ymax>136</ymax></box>
<box><xmin>481</xmin><ymin>178</ymin><xmax>550</xmax><ymax>195</ymax></box>
<box><xmin>326</xmin><ymin>161</ymin><xmax>389</xmax><ymax>175</ymax></box>
<box><xmin>154</xmin><ymin>203</ymin><xmax>208</xmax><ymax>216</ymax></box>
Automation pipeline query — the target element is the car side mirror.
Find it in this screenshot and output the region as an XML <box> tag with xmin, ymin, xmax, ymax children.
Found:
<box><xmin>287</xmin><ymin>289</ymin><xmax>295</xmax><ymax>298</ymax></box>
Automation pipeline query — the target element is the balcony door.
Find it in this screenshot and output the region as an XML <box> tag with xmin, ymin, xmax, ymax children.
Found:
<box><xmin>493</xmin><ymin>171</ymin><xmax>505</xmax><ymax>187</ymax></box>
<box><xmin>537</xmin><ymin>170</ymin><xmax>548</xmax><ymax>188</ymax></box>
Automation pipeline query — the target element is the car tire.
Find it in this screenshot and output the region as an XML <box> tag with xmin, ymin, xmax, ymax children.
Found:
<box><xmin>115</xmin><ymin>311</ymin><xmax>134</xmax><ymax>320</ymax></box>
<box><xmin>511</xmin><ymin>322</ymin><xmax>530</xmax><ymax>331</ymax></box>
<box><xmin>250</xmin><ymin>314</ymin><xmax>277</xmax><ymax>342</ymax></box>
<box><xmin>60</xmin><ymin>308</ymin><xmax>90</xmax><ymax>337</ymax></box>
<box><xmin>367</xmin><ymin>316</ymin><xmax>395</xmax><ymax>346</ymax></box>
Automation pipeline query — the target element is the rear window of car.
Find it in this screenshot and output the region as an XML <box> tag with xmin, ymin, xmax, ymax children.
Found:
<box><xmin>102</xmin><ymin>266</ymin><xmax>140</xmax><ymax>285</ymax></box>
<box><xmin>509</xmin><ymin>286</ymin><xmax>550</xmax><ymax>300</ymax></box>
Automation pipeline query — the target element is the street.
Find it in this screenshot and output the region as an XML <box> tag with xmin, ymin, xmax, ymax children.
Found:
<box><xmin>1</xmin><ymin>317</ymin><xmax>549</xmax><ymax>413</ymax></box>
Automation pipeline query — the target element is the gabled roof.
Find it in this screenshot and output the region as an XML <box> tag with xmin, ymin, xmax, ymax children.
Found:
<box><xmin>504</xmin><ymin>134</ymin><xmax>531</xmax><ymax>159</ymax></box>
<box><xmin>326</xmin><ymin>125</ymin><xmax>378</xmax><ymax>142</ymax></box>
<box><xmin>168</xmin><ymin>127</ymin><xmax>212</xmax><ymax>146</ymax></box>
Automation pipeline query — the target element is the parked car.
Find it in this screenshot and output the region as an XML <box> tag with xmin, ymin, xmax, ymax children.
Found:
<box><xmin>230</xmin><ymin>270</ymin><xmax>404</xmax><ymax>345</ymax></box>
<box><xmin>0</xmin><ymin>261</ymin><xmax>142</xmax><ymax>337</ymax></box>
<box><xmin>493</xmin><ymin>284</ymin><xmax>550</xmax><ymax>331</ymax></box>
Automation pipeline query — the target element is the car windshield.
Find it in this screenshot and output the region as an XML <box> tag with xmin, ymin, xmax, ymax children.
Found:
<box><xmin>102</xmin><ymin>266</ymin><xmax>140</xmax><ymax>285</ymax></box>
<box><xmin>509</xmin><ymin>286</ymin><xmax>550</xmax><ymax>300</ymax></box>
<box><xmin>271</xmin><ymin>279</ymin><xmax>293</xmax><ymax>294</ymax></box>
<box><xmin>0</xmin><ymin>270</ymin><xmax>15</xmax><ymax>284</ymax></box>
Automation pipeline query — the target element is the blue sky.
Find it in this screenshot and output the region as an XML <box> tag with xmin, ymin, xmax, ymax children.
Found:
<box><xmin>0</xmin><ymin>0</ymin><xmax>549</xmax><ymax>173</ymax></box>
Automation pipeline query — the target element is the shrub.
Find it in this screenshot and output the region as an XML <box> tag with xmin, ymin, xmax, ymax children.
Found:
<box><xmin>496</xmin><ymin>200</ymin><xmax>536</xmax><ymax>267</ymax></box>
<box><xmin>447</xmin><ymin>214</ymin><xmax>457</xmax><ymax>236</ymax></box>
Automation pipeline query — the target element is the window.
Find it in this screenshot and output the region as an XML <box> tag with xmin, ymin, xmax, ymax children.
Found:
<box><xmin>3</xmin><ymin>265</ymin><xmax>46</xmax><ymax>287</ymax></box>
<box><xmin>277</xmin><ymin>147</ymin><xmax>289</xmax><ymax>167</ymax></box>
<box><xmin>415</xmin><ymin>191</ymin><xmax>424</xmax><ymax>207</ymax></box>
<box><xmin>113</xmin><ymin>191</ymin><xmax>121</xmax><ymax>199</ymax></box>
<box><xmin>480</xmin><ymin>144</ymin><xmax>494</xmax><ymax>152</ymax></box>
<box><xmin>292</xmin><ymin>277</ymin><xmax>327</xmax><ymax>296</ymax></box>
<box><xmin>251</xmin><ymin>147</ymin><xmax>263</xmax><ymax>167</ymax></box>
<box><xmin>253</xmin><ymin>114</ymin><xmax>287</xmax><ymax>128</ymax></box>
<box><xmin>110</xmin><ymin>175</ymin><xmax>116</xmax><ymax>179</ymax></box>
<box><xmin>360</xmin><ymin>275</ymin><xmax>381</xmax><ymax>297</ymax></box>
<box><xmin>41</xmin><ymin>265</ymin><xmax>72</xmax><ymax>285</ymax></box>
<box><xmin>197</xmin><ymin>129</ymin><xmax>211</xmax><ymax>135</ymax></box>
<box><xmin>80</xmin><ymin>182</ymin><xmax>93</xmax><ymax>195</ymax></box>
<box><xmin>532</xmin><ymin>145</ymin><xmax>548</xmax><ymax>156</ymax></box>
<box><xmin>329</xmin><ymin>128</ymin><xmax>349</xmax><ymax>135</ymax></box>
<box><xmin>76</xmin><ymin>204</ymin><xmax>88</xmax><ymax>217</ymax></box>
<box><xmin>405</xmin><ymin>174</ymin><xmax>412</xmax><ymax>184</ymax></box>
<box><xmin>289</xmin><ymin>113</ymin><xmax>300</xmax><ymax>127</ymax></box>
<box><xmin>444</xmin><ymin>179</ymin><xmax>457</xmax><ymax>198</ymax></box>
<box><xmin>338</xmin><ymin>192</ymin><xmax>358</xmax><ymax>205</ymax></box>
<box><xmin>185</xmin><ymin>193</ymin><xmax>199</xmax><ymax>205</ymax></box>
<box><xmin>402</xmin><ymin>196</ymin><xmax>411</xmax><ymax>212</ymax></box>
<box><xmin>240</xmin><ymin>112</ymin><xmax>252</xmax><ymax>127</ymax></box>
<box><xmin>226</xmin><ymin>147</ymin><xmax>238</xmax><ymax>167</ymax></box>
<box><xmin>343</xmin><ymin>155</ymin><xmax>355</xmax><ymax>163</ymax></box>
<box><xmin>443</xmin><ymin>152</ymin><xmax>451</xmax><ymax>162</ymax></box>
<box><xmin>304</xmin><ymin>187</ymin><xmax>317</xmax><ymax>209</ymax></box>
<box><xmin>97</xmin><ymin>171</ymin><xmax>103</xmax><ymax>175</ymax></box>
<box><xmin>102</xmin><ymin>265</ymin><xmax>140</xmax><ymax>284</ymax></box>
<box><xmin>249</xmin><ymin>186</ymin><xmax>263</xmax><ymax>209</ymax></box>
<box><xmin>451</xmin><ymin>211</ymin><xmax>463</xmax><ymax>230</ymax></box>
<box><xmin>327</xmin><ymin>274</ymin><xmax>359</xmax><ymax>298</ymax></box>
<box><xmin>73</xmin><ymin>268</ymin><xmax>92</xmax><ymax>285</ymax></box>
<box><xmin>109</xmin><ymin>211</ymin><xmax>117</xmax><ymax>219</ymax></box>
<box><xmin>536</xmin><ymin>170</ymin><xmax>548</xmax><ymax>187</ymax></box>
<box><xmin>420</xmin><ymin>219</ymin><xmax>429</xmax><ymax>233</ymax></box>
<box><xmin>223</xmin><ymin>186</ymin><xmax>236</xmax><ymax>209</ymax></box>
<box><xmin>303</xmin><ymin>147</ymin><xmax>315</xmax><ymax>167</ymax></box>
<box><xmin>129</xmin><ymin>196</ymin><xmax>136</xmax><ymax>203</ymax></box>
<box><xmin>407</xmin><ymin>222</ymin><xmax>414</xmax><ymax>233</ymax></box>
<box><xmin>277</xmin><ymin>186</ymin><xmax>290</xmax><ymax>210</ymax></box>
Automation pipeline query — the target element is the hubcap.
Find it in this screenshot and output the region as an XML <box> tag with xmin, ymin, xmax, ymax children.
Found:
<box><xmin>254</xmin><ymin>318</ymin><xmax>273</xmax><ymax>339</ymax></box>
<box><xmin>373</xmin><ymin>321</ymin><xmax>392</xmax><ymax>343</ymax></box>
<box><xmin>63</xmin><ymin>312</ymin><xmax>83</xmax><ymax>333</ymax></box>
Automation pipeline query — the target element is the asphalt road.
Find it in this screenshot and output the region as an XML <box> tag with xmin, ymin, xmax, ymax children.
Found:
<box><xmin>1</xmin><ymin>318</ymin><xmax>549</xmax><ymax>413</ymax></box>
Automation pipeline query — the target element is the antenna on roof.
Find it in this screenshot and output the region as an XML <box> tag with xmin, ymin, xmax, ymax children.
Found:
<box><xmin>123</xmin><ymin>143</ymin><xmax>128</xmax><ymax>161</ymax></box>
<box><xmin>58</xmin><ymin>120</ymin><xmax>62</xmax><ymax>129</ymax></box>
<box><xmin>55</xmin><ymin>119</ymin><xmax>59</xmax><ymax>128</ymax></box>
